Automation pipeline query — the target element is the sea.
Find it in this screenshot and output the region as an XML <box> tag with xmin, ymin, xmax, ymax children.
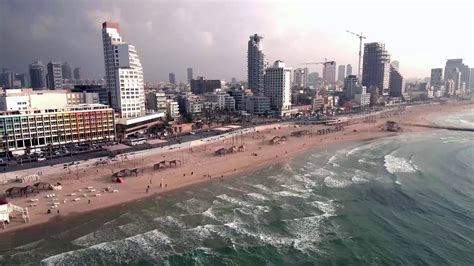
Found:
<box><xmin>0</xmin><ymin>110</ymin><xmax>473</xmax><ymax>265</ymax></box>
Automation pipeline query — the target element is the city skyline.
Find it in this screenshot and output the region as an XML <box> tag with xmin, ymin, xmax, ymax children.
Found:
<box><xmin>0</xmin><ymin>0</ymin><xmax>472</xmax><ymax>82</ymax></box>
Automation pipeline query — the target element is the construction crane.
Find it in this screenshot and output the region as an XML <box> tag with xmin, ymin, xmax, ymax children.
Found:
<box><xmin>301</xmin><ymin>58</ymin><xmax>335</xmax><ymax>66</ymax></box>
<box><xmin>346</xmin><ymin>30</ymin><xmax>366</xmax><ymax>83</ymax></box>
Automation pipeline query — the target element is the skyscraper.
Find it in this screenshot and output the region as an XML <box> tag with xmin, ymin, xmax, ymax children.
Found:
<box><xmin>47</xmin><ymin>62</ymin><xmax>63</xmax><ymax>90</ymax></box>
<box><xmin>73</xmin><ymin>68</ymin><xmax>81</xmax><ymax>81</ymax></box>
<box><xmin>362</xmin><ymin>42</ymin><xmax>391</xmax><ymax>96</ymax></box>
<box><xmin>338</xmin><ymin>65</ymin><xmax>346</xmax><ymax>82</ymax></box>
<box><xmin>187</xmin><ymin>67</ymin><xmax>193</xmax><ymax>82</ymax></box>
<box><xmin>61</xmin><ymin>62</ymin><xmax>72</xmax><ymax>80</ymax></box>
<box><xmin>391</xmin><ymin>61</ymin><xmax>400</xmax><ymax>71</ymax></box>
<box><xmin>323</xmin><ymin>62</ymin><xmax>336</xmax><ymax>83</ymax></box>
<box><xmin>293</xmin><ymin>68</ymin><xmax>308</xmax><ymax>87</ymax></box>
<box><xmin>102</xmin><ymin>21</ymin><xmax>145</xmax><ymax>118</ymax></box>
<box><xmin>389</xmin><ymin>64</ymin><xmax>404</xmax><ymax>97</ymax></box>
<box><xmin>430</xmin><ymin>68</ymin><xmax>443</xmax><ymax>89</ymax></box>
<box><xmin>248</xmin><ymin>34</ymin><xmax>265</xmax><ymax>95</ymax></box>
<box><xmin>470</xmin><ymin>68</ymin><xmax>474</xmax><ymax>89</ymax></box>
<box><xmin>264</xmin><ymin>60</ymin><xmax>292</xmax><ymax>116</ymax></box>
<box><xmin>444</xmin><ymin>59</ymin><xmax>470</xmax><ymax>90</ymax></box>
<box><xmin>169</xmin><ymin>73</ymin><xmax>176</xmax><ymax>84</ymax></box>
<box><xmin>343</xmin><ymin>75</ymin><xmax>359</xmax><ymax>100</ymax></box>
<box><xmin>346</xmin><ymin>64</ymin><xmax>353</xmax><ymax>77</ymax></box>
<box><xmin>29</xmin><ymin>61</ymin><xmax>47</xmax><ymax>89</ymax></box>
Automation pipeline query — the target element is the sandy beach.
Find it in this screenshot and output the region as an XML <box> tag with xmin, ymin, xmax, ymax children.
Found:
<box><xmin>1</xmin><ymin>102</ymin><xmax>472</xmax><ymax>235</ymax></box>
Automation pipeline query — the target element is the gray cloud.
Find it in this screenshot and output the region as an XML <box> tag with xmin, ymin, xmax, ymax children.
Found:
<box><xmin>1</xmin><ymin>0</ymin><xmax>472</xmax><ymax>82</ymax></box>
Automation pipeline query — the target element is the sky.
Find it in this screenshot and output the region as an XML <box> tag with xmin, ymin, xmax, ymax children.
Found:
<box><xmin>0</xmin><ymin>0</ymin><xmax>473</xmax><ymax>82</ymax></box>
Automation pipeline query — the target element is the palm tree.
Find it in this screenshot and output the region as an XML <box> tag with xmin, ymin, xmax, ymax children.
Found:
<box><xmin>47</xmin><ymin>144</ymin><xmax>53</xmax><ymax>160</ymax></box>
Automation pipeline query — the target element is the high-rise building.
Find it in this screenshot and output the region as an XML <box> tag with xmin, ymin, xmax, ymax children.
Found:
<box><xmin>293</xmin><ymin>68</ymin><xmax>308</xmax><ymax>87</ymax></box>
<box><xmin>444</xmin><ymin>59</ymin><xmax>470</xmax><ymax>90</ymax></box>
<box><xmin>338</xmin><ymin>65</ymin><xmax>346</xmax><ymax>82</ymax></box>
<box><xmin>169</xmin><ymin>72</ymin><xmax>176</xmax><ymax>84</ymax></box>
<box><xmin>391</xmin><ymin>61</ymin><xmax>400</xmax><ymax>71</ymax></box>
<box><xmin>362</xmin><ymin>42</ymin><xmax>391</xmax><ymax>96</ymax></box>
<box><xmin>264</xmin><ymin>60</ymin><xmax>292</xmax><ymax>116</ymax></box>
<box><xmin>346</xmin><ymin>64</ymin><xmax>352</xmax><ymax>77</ymax></box>
<box><xmin>73</xmin><ymin>68</ymin><xmax>81</xmax><ymax>81</ymax></box>
<box><xmin>343</xmin><ymin>75</ymin><xmax>359</xmax><ymax>100</ymax></box>
<box><xmin>47</xmin><ymin>62</ymin><xmax>63</xmax><ymax>89</ymax></box>
<box><xmin>430</xmin><ymin>68</ymin><xmax>444</xmax><ymax>89</ymax></box>
<box><xmin>247</xmin><ymin>34</ymin><xmax>265</xmax><ymax>95</ymax></box>
<box><xmin>102</xmin><ymin>21</ymin><xmax>145</xmax><ymax>119</ymax></box>
<box><xmin>187</xmin><ymin>67</ymin><xmax>193</xmax><ymax>82</ymax></box>
<box><xmin>61</xmin><ymin>62</ymin><xmax>72</xmax><ymax>80</ymax></box>
<box><xmin>15</xmin><ymin>73</ymin><xmax>29</xmax><ymax>87</ymax></box>
<box><xmin>470</xmin><ymin>68</ymin><xmax>474</xmax><ymax>89</ymax></box>
<box><xmin>29</xmin><ymin>61</ymin><xmax>47</xmax><ymax>89</ymax></box>
<box><xmin>389</xmin><ymin>65</ymin><xmax>404</xmax><ymax>97</ymax></box>
<box><xmin>0</xmin><ymin>69</ymin><xmax>15</xmax><ymax>88</ymax></box>
<box><xmin>323</xmin><ymin>62</ymin><xmax>336</xmax><ymax>83</ymax></box>
<box><xmin>190</xmin><ymin>77</ymin><xmax>221</xmax><ymax>94</ymax></box>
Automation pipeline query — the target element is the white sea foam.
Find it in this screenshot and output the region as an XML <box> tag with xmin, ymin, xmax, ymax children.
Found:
<box><xmin>310</xmin><ymin>200</ymin><xmax>337</xmax><ymax>217</ymax></box>
<box><xmin>216</xmin><ymin>194</ymin><xmax>252</xmax><ymax>208</ymax></box>
<box><xmin>252</xmin><ymin>184</ymin><xmax>272</xmax><ymax>193</ymax></box>
<box><xmin>358</xmin><ymin>158</ymin><xmax>377</xmax><ymax>165</ymax></box>
<box><xmin>275</xmin><ymin>190</ymin><xmax>306</xmax><ymax>198</ymax></box>
<box><xmin>280</xmin><ymin>184</ymin><xmax>313</xmax><ymax>193</ymax></box>
<box><xmin>384</xmin><ymin>154</ymin><xmax>417</xmax><ymax>174</ymax></box>
<box><xmin>43</xmin><ymin>230</ymin><xmax>173</xmax><ymax>264</ymax></box>
<box><xmin>246</xmin><ymin>192</ymin><xmax>270</xmax><ymax>201</ymax></box>
<box><xmin>153</xmin><ymin>216</ymin><xmax>186</xmax><ymax>229</ymax></box>
<box><xmin>324</xmin><ymin>176</ymin><xmax>352</xmax><ymax>188</ymax></box>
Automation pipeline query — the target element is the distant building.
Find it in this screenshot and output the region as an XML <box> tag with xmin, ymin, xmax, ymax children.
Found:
<box><xmin>15</xmin><ymin>73</ymin><xmax>29</xmax><ymax>87</ymax></box>
<box><xmin>187</xmin><ymin>68</ymin><xmax>193</xmax><ymax>82</ymax></box>
<box><xmin>264</xmin><ymin>60</ymin><xmax>292</xmax><ymax>116</ymax></box>
<box><xmin>169</xmin><ymin>72</ymin><xmax>176</xmax><ymax>85</ymax></box>
<box><xmin>203</xmin><ymin>92</ymin><xmax>235</xmax><ymax>111</ymax></box>
<box><xmin>293</xmin><ymin>68</ymin><xmax>308</xmax><ymax>87</ymax></box>
<box><xmin>430</xmin><ymin>68</ymin><xmax>444</xmax><ymax>89</ymax></box>
<box><xmin>228</xmin><ymin>88</ymin><xmax>245</xmax><ymax>110</ymax></box>
<box><xmin>343</xmin><ymin>75</ymin><xmax>359</xmax><ymax>100</ymax></box>
<box><xmin>362</xmin><ymin>42</ymin><xmax>391</xmax><ymax>96</ymax></box>
<box><xmin>146</xmin><ymin>91</ymin><xmax>167</xmax><ymax>113</ymax></box>
<box><xmin>190</xmin><ymin>77</ymin><xmax>221</xmax><ymax>94</ymax></box>
<box><xmin>312</xmin><ymin>95</ymin><xmax>324</xmax><ymax>111</ymax></box>
<box><xmin>470</xmin><ymin>68</ymin><xmax>474</xmax><ymax>89</ymax></box>
<box><xmin>248</xmin><ymin>34</ymin><xmax>265</xmax><ymax>95</ymax></box>
<box><xmin>323</xmin><ymin>62</ymin><xmax>336</xmax><ymax>83</ymax></box>
<box><xmin>338</xmin><ymin>65</ymin><xmax>346</xmax><ymax>82</ymax></box>
<box><xmin>47</xmin><ymin>62</ymin><xmax>63</xmax><ymax>90</ymax></box>
<box><xmin>61</xmin><ymin>62</ymin><xmax>72</xmax><ymax>80</ymax></box>
<box><xmin>72</xmin><ymin>85</ymin><xmax>110</xmax><ymax>106</ymax></box>
<box><xmin>389</xmin><ymin>65</ymin><xmax>404</xmax><ymax>97</ymax></box>
<box><xmin>346</xmin><ymin>64</ymin><xmax>352</xmax><ymax>77</ymax></box>
<box><xmin>29</xmin><ymin>61</ymin><xmax>47</xmax><ymax>89</ymax></box>
<box><xmin>444</xmin><ymin>59</ymin><xmax>470</xmax><ymax>89</ymax></box>
<box><xmin>308</xmin><ymin>72</ymin><xmax>320</xmax><ymax>85</ymax></box>
<box><xmin>354</xmin><ymin>86</ymin><xmax>370</xmax><ymax>106</ymax></box>
<box><xmin>391</xmin><ymin>61</ymin><xmax>399</xmax><ymax>71</ymax></box>
<box><xmin>243</xmin><ymin>95</ymin><xmax>270</xmax><ymax>115</ymax></box>
<box><xmin>0</xmin><ymin>69</ymin><xmax>15</xmax><ymax>88</ymax></box>
<box><xmin>73</xmin><ymin>68</ymin><xmax>81</xmax><ymax>82</ymax></box>
<box><xmin>166</xmin><ymin>99</ymin><xmax>180</xmax><ymax>118</ymax></box>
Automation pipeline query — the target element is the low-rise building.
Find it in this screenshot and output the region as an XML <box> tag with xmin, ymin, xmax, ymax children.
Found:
<box><xmin>0</xmin><ymin>104</ymin><xmax>115</xmax><ymax>155</ymax></box>
<box><xmin>166</xmin><ymin>99</ymin><xmax>180</xmax><ymax>119</ymax></box>
<box><xmin>243</xmin><ymin>96</ymin><xmax>270</xmax><ymax>115</ymax></box>
<box><xmin>354</xmin><ymin>86</ymin><xmax>371</xmax><ymax>106</ymax></box>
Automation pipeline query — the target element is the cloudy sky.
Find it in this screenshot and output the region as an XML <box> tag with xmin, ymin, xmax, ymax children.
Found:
<box><xmin>0</xmin><ymin>0</ymin><xmax>472</xmax><ymax>82</ymax></box>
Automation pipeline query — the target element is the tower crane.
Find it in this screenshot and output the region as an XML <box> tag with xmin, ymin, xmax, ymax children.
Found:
<box><xmin>301</xmin><ymin>58</ymin><xmax>335</xmax><ymax>66</ymax></box>
<box><xmin>346</xmin><ymin>30</ymin><xmax>366</xmax><ymax>83</ymax></box>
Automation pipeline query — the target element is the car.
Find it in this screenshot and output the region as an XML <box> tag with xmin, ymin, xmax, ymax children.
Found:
<box><xmin>189</xmin><ymin>131</ymin><xmax>196</xmax><ymax>135</ymax></box>
<box><xmin>37</xmin><ymin>157</ymin><xmax>46</xmax><ymax>161</ymax></box>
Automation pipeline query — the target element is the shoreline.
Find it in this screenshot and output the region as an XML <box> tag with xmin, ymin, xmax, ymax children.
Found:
<box><xmin>1</xmin><ymin>102</ymin><xmax>472</xmax><ymax>236</ymax></box>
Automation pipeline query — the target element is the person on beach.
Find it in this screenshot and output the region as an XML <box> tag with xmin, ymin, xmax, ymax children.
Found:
<box><xmin>88</xmin><ymin>199</ymin><xmax>91</xmax><ymax>204</ymax></box>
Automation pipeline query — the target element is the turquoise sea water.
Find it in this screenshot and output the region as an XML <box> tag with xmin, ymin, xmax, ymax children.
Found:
<box><xmin>0</xmin><ymin>112</ymin><xmax>473</xmax><ymax>265</ymax></box>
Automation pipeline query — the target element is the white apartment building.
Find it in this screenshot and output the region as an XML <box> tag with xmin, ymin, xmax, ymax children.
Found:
<box><xmin>264</xmin><ymin>60</ymin><xmax>292</xmax><ymax>116</ymax></box>
<box><xmin>0</xmin><ymin>88</ymin><xmax>99</xmax><ymax>111</ymax></box>
<box><xmin>102</xmin><ymin>22</ymin><xmax>145</xmax><ymax>119</ymax></box>
<box><xmin>354</xmin><ymin>86</ymin><xmax>370</xmax><ymax>106</ymax></box>
<box><xmin>166</xmin><ymin>99</ymin><xmax>180</xmax><ymax>118</ymax></box>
